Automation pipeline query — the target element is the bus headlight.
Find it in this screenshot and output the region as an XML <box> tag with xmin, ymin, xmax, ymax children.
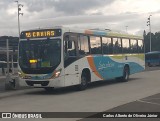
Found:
<box><xmin>55</xmin><ymin>71</ymin><xmax>61</xmax><ymax>77</ymax></box>
<box><xmin>18</xmin><ymin>71</ymin><xmax>31</xmax><ymax>79</ymax></box>
<box><xmin>18</xmin><ymin>71</ymin><xmax>23</xmax><ymax>78</ymax></box>
<box><xmin>51</xmin><ymin>69</ymin><xmax>62</xmax><ymax>79</ymax></box>
<box><xmin>18</xmin><ymin>71</ymin><xmax>22</xmax><ymax>75</ymax></box>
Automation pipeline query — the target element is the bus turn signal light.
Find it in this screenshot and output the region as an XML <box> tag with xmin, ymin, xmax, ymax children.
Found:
<box><xmin>29</xmin><ymin>59</ymin><xmax>38</xmax><ymax>64</ymax></box>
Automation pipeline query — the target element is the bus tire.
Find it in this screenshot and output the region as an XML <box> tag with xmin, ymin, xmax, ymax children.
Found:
<box><xmin>78</xmin><ymin>72</ymin><xmax>88</xmax><ymax>91</ymax></box>
<box><xmin>120</xmin><ymin>66</ymin><xmax>130</xmax><ymax>82</ymax></box>
<box><xmin>44</xmin><ymin>87</ymin><xmax>54</xmax><ymax>92</ymax></box>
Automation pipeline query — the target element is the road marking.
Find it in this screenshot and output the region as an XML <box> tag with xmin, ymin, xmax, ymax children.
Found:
<box><xmin>137</xmin><ymin>99</ymin><xmax>160</xmax><ymax>106</ymax></box>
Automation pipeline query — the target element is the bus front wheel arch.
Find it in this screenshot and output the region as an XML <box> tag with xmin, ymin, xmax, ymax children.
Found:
<box><xmin>77</xmin><ymin>69</ymin><xmax>91</xmax><ymax>91</ymax></box>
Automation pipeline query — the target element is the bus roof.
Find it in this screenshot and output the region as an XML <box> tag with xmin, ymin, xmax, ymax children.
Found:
<box><xmin>21</xmin><ymin>26</ymin><xmax>143</xmax><ymax>40</ymax></box>
<box><xmin>64</xmin><ymin>27</ymin><xmax>143</xmax><ymax>40</ymax></box>
<box><xmin>84</xmin><ymin>29</ymin><xmax>143</xmax><ymax>39</ymax></box>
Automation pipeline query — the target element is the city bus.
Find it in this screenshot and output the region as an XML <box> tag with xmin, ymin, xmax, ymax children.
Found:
<box><xmin>18</xmin><ymin>27</ymin><xmax>145</xmax><ymax>91</ymax></box>
<box><xmin>145</xmin><ymin>51</ymin><xmax>160</xmax><ymax>66</ymax></box>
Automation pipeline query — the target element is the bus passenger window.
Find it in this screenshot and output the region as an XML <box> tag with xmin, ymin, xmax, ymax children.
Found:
<box><xmin>122</xmin><ymin>39</ymin><xmax>130</xmax><ymax>53</ymax></box>
<box><xmin>113</xmin><ymin>38</ymin><xmax>122</xmax><ymax>54</ymax></box>
<box><xmin>90</xmin><ymin>36</ymin><xmax>102</xmax><ymax>54</ymax></box>
<box><xmin>130</xmin><ymin>39</ymin><xmax>138</xmax><ymax>53</ymax></box>
<box><xmin>78</xmin><ymin>35</ymin><xmax>89</xmax><ymax>55</ymax></box>
<box><xmin>102</xmin><ymin>37</ymin><xmax>112</xmax><ymax>54</ymax></box>
<box><xmin>138</xmin><ymin>40</ymin><xmax>144</xmax><ymax>53</ymax></box>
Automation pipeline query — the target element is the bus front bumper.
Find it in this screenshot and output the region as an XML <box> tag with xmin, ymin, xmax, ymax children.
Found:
<box><xmin>18</xmin><ymin>77</ymin><xmax>64</xmax><ymax>88</ymax></box>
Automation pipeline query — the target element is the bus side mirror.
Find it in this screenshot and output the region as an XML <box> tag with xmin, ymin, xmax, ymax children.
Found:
<box><xmin>68</xmin><ymin>41</ymin><xmax>72</xmax><ymax>49</ymax></box>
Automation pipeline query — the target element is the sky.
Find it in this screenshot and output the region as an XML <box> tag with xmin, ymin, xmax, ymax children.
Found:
<box><xmin>0</xmin><ymin>0</ymin><xmax>160</xmax><ymax>36</ymax></box>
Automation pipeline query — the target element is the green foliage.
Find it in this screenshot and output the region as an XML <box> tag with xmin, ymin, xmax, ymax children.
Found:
<box><xmin>144</xmin><ymin>31</ymin><xmax>160</xmax><ymax>53</ymax></box>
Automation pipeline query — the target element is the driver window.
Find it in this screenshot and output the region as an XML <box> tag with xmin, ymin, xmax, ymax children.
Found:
<box><xmin>64</xmin><ymin>35</ymin><xmax>76</xmax><ymax>60</ymax></box>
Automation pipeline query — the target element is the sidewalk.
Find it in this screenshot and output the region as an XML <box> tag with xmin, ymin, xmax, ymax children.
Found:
<box><xmin>0</xmin><ymin>75</ymin><xmax>36</xmax><ymax>99</ymax></box>
<box><xmin>0</xmin><ymin>76</ymin><xmax>5</xmax><ymax>92</ymax></box>
<box><xmin>0</xmin><ymin>74</ymin><xmax>18</xmax><ymax>90</ymax></box>
<box><xmin>0</xmin><ymin>75</ymin><xmax>32</xmax><ymax>94</ymax></box>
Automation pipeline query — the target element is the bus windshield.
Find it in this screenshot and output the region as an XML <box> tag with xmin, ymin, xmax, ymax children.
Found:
<box><xmin>19</xmin><ymin>39</ymin><xmax>61</xmax><ymax>74</ymax></box>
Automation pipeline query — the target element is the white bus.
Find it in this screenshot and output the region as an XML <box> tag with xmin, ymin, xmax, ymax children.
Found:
<box><xmin>18</xmin><ymin>27</ymin><xmax>145</xmax><ymax>91</ymax></box>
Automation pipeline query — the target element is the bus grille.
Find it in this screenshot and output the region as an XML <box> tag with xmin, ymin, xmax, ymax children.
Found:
<box><xmin>26</xmin><ymin>80</ymin><xmax>49</xmax><ymax>86</ymax></box>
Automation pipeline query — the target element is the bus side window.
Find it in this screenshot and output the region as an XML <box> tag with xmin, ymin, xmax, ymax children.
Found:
<box><xmin>122</xmin><ymin>38</ymin><xmax>130</xmax><ymax>53</ymax></box>
<box><xmin>102</xmin><ymin>37</ymin><xmax>112</xmax><ymax>54</ymax></box>
<box><xmin>64</xmin><ymin>35</ymin><xmax>76</xmax><ymax>59</ymax></box>
<box><xmin>113</xmin><ymin>38</ymin><xmax>122</xmax><ymax>54</ymax></box>
<box><xmin>68</xmin><ymin>41</ymin><xmax>76</xmax><ymax>56</ymax></box>
<box><xmin>138</xmin><ymin>40</ymin><xmax>144</xmax><ymax>53</ymax></box>
<box><xmin>78</xmin><ymin>35</ymin><xmax>89</xmax><ymax>55</ymax></box>
<box><xmin>90</xmin><ymin>36</ymin><xmax>102</xmax><ymax>54</ymax></box>
<box><xmin>130</xmin><ymin>39</ymin><xmax>138</xmax><ymax>53</ymax></box>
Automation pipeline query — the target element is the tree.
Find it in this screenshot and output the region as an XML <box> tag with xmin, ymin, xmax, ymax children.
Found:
<box><xmin>144</xmin><ymin>31</ymin><xmax>160</xmax><ymax>52</ymax></box>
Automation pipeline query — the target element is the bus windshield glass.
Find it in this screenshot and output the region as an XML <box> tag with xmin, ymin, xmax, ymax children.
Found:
<box><xmin>19</xmin><ymin>39</ymin><xmax>61</xmax><ymax>74</ymax></box>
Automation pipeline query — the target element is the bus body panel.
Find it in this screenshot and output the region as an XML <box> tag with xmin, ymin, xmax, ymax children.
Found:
<box><xmin>86</xmin><ymin>54</ymin><xmax>144</xmax><ymax>81</ymax></box>
<box><xmin>64</xmin><ymin>63</ymin><xmax>80</xmax><ymax>87</ymax></box>
<box><xmin>63</xmin><ymin>54</ymin><xmax>145</xmax><ymax>86</ymax></box>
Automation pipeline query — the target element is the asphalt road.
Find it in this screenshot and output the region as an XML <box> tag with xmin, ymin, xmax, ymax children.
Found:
<box><xmin>0</xmin><ymin>67</ymin><xmax>160</xmax><ymax>121</ymax></box>
<box><xmin>145</xmin><ymin>66</ymin><xmax>160</xmax><ymax>71</ymax></box>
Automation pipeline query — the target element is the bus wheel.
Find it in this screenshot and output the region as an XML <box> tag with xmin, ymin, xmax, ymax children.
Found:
<box><xmin>121</xmin><ymin>66</ymin><xmax>129</xmax><ymax>82</ymax></box>
<box><xmin>78</xmin><ymin>72</ymin><xmax>88</xmax><ymax>91</ymax></box>
<box><xmin>44</xmin><ymin>87</ymin><xmax>54</xmax><ymax>92</ymax></box>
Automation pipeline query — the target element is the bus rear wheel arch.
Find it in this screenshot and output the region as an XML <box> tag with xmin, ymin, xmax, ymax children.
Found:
<box><xmin>122</xmin><ymin>65</ymin><xmax>130</xmax><ymax>82</ymax></box>
<box><xmin>117</xmin><ymin>65</ymin><xmax>130</xmax><ymax>82</ymax></box>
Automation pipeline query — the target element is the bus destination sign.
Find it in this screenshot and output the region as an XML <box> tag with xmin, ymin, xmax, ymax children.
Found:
<box><xmin>20</xmin><ymin>29</ymin><xmax>61</xmax><ymax>39</ymax></box>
